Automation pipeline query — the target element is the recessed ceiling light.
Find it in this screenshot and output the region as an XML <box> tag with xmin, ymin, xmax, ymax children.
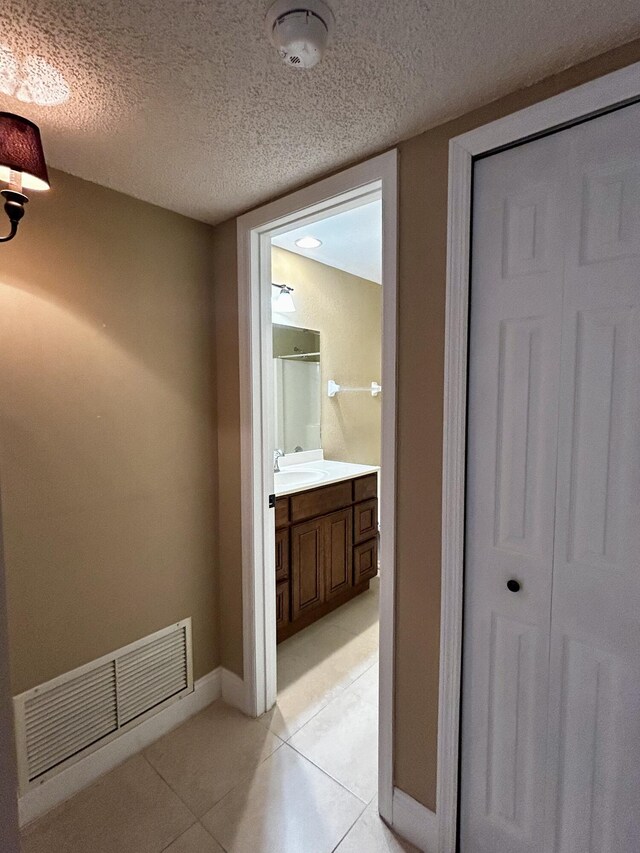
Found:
<box><xmin>295</xmin><ymin>235</ymin><xmax>322</xmax><ymax>249</ymax></box>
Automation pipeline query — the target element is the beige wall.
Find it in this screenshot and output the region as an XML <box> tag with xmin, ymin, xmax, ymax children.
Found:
<box><xmin>393</xmin><ymin>37</ymin><xmax>640</xmax><ymax>810</ymax></box>
<box><xmin>211</xmin><ymin>38</ymin><xmax>640</xmax><ymax>812</ymax></box>
<box><xmin>0</xmin><ymin>169</ymin><xmax>218</xmax><ymax>695</ymax></box>
<box><xmin>212</xmin><ymin>220</ymin><xmax>244</xmax><ymax>677</ymax></box>
<box><xmin>272</xmin><ymin>247</ymin><xmax>382</xmax><ymax>466</ymax></box>
<box><xmin>0</xmin><ymin>499</ymin><xmax>19</xmax><ymax>851</ymax></box>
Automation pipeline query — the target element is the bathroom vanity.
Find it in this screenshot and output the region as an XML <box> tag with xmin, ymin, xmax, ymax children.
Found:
<box><xmin>274</xmin><ymin>460</ymin><xmax>379</xmax><ymax>643</ymax></box>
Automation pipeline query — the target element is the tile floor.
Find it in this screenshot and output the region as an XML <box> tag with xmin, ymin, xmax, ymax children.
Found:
<box><xmin>21</xmin><ymin>576</ymin><xmax>418</xmax><ymax>853</ymax></box>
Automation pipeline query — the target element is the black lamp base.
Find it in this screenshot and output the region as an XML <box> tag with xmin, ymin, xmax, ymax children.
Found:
<box><xmin>0</xmin><ymin>189</ymin><xmax>28</xmax><ymax>243</ymax></box>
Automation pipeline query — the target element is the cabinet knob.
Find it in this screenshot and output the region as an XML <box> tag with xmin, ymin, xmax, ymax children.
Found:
<box><xmin>507</xmin><ymin>579</ymin><xmax>521</xmax><ymax>593</ymax></box>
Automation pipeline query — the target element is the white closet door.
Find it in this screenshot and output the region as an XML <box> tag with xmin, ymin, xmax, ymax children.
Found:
<box><xmin>462</xmin><ymin>100</ymin><xmax>640</xmax><ymax>853</ymax></box>
<box><xmin>461</xmin><ymin>133</ymin><xmax>567</xmax><ymax>853</ymax></box>
<box><xmin>542</xmin><ymin>103</ymin><xmax>640</xmax><ymax>853</ymax></box>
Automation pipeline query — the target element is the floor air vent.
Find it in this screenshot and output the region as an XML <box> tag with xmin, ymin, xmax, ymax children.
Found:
<box><xmin>14</xmin><ymin>619</ymin><xmax>192</xmax><ymax>792</ymax></box>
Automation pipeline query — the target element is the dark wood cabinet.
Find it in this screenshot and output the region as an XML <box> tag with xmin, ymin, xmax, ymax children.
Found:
<box><xmin>276</xmin><ymin>473</ymin><xmax>378</xmax><ymax>642</ymax></box>
<box><xmin>291</xmin><ymin>516</ymin><xmax>325</xmax><ymax>619</ymax></box>
<box><xmin>324</xmin><ymin>507</ymin><xmax>353</xmax><ymax>600</ymax></box>
<box><xmin>354</xmin><ymin>537</ymin><xmax>378</xmax><ymax>585</ymax></box>
<box><xmin>276</xmin><ymin>581</ymin><xmax>290</xmax><ymax>631</ymax></box>
<box><xmin>275</xmin><ymin>528</ymin><xmax>289</xmax><ymax>583</ymax></box>
<box><xmin>354</xmin><ymin>498</ymin><xmax>378</xmax><ymax>544</ymax></box>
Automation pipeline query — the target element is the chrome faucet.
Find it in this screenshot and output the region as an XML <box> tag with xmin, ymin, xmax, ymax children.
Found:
<box><xmin>273</xmin><ymin>449</ymin><xmax>285</xmax><ymax>473</ymax></box>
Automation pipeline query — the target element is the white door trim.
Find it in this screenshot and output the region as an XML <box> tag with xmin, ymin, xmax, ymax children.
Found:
<box><xmin>440</xmin><ymin>60</ymin><xmax>640</xmax><ymax>851</ymax></box>
<box><xmin>237</xmin><ymin>149</ymin><xmax>398</xmax><ymax>822</ymax></box>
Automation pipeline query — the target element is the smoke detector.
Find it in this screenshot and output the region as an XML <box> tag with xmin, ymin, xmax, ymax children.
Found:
<box><xmin>265</xmin><ymin>0</ymin><xmax>335</xmax><ymax>69</ymax></box>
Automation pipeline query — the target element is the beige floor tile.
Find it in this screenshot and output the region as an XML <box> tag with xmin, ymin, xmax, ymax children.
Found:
<box><xmin>263</xmin><ymin>622</ymin><xmax>379</xmax><ymax>739</ymax></box>
<box><xmin>335</xmin><ymin>797</ymin><xmax>420</xmax><ymax>853</ymax></box>
<box><xmin>20</xmin><ymin>755</ymin><xmax>195</xmax><ymax>853</ymax></box>
<box><xmin>201</xmin><ymin>743</ymin><xmax>365</xmax><ymax>853</ymax></box>
<box><xmin>162</xmin><ymin>822</ymin><xmax>225</xmax><ymax>852</ymax></box>
<box><xmin>322</xmin><ymin>577</ymin><xmax>380</xmax><ymax>637</ymax></box>
<box><xmin>288</xmin><ymin>662</ymin><xmax>379</xmax><ymax>802</ymax></box>
<box><xmin>144</xmin><ymin>700</ymin><xmax>282</xmax><ymax>817</ymax></box>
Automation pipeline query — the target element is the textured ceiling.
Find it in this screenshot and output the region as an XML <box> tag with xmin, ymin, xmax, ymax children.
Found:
<box><xmin>272</xmin><ymin>199</ymin><xmax>382</xmax><ymax>283</ymax></box>
<box><xmin>0</xmin><ymin>0</ymin><xmax>639</xmax><ymax>224</ymax></box>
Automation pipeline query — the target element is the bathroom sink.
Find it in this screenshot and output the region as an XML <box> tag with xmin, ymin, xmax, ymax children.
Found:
<box><xmin>274</xmin><ymin>468</ymin><xmax>325</xmax><ymax>489</ymax></box>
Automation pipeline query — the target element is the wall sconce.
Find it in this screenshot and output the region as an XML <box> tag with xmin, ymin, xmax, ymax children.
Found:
<box><xmin>271</xmin><ymin>283</ymin><xmax>296</xmax><ymax>312</ymax></box>
<box><xmin>0</xmin><ymin>112</ymin><xmax>49</xmax><ymax>243</ymax></box>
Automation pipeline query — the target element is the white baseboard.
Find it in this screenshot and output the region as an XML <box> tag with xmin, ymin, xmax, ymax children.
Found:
<box><xmin>18</xmin><ymin>667</ymin><xmax>222</xmax><ymax>828</ymax></box>
<box><xmin>392</xmin><ymin>787</ymin><xmax>439</xmax><ymax>853</ymax></box>
<box><xmin>221</xmin><ymin>668</ymin><xmax>247</xmax><ymax>713</ymax></box>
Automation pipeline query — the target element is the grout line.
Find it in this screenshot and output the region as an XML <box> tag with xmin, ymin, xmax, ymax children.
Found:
<box><xmin>198</xmin><ymin>739</ymin><xmax>285</xmax><ymax>816</ymax></box>
<box><xmin>330</xmin><ymin>806</ymin><xmax>367</xmax><ymax>852</ymax></box>
<box><xmin>281</xmin><ymin>655</ymin><xmax>379</xmax><ymax>743</ymax></box>
<box><xmin>199</xmin><ymin>820</ymin><xmax>231</xmax><ymax>853</ymax></box>
<box><xmin>141</xmin><ymin>753</ymin><xmax>200</xmax><ymax>820</ymax></box>
<box><xmin>286</xmin><ymin>739</ymin><xmax>373</xmax><ymax>806</ymax></box>
<box><xmin>158</xmin><ymin>818</ymin><xmax>200</xmax><ymax>852</ymax></box>
<box><xmin>284</xmin><ymin>743</ymin><xmax>371</xmax><ymax>807</ymax></box>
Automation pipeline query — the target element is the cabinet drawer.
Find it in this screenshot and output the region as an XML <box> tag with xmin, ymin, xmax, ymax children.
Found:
<box><xmin>276</xmin><ymin>581</ymin><xmax>290</xmax><ymax>630</ymax></box>
<box><xmin>290</xmin><ymin>480</ymin><xmax>352</xmax><ymax>523</ymax></box>
<box><xmin>353</xmin><ymin>473</ymin><xmax>377</xmax><ymax>502</ymax></box>
<box><xmin>275</xmin><ymin>528</ymin><xmax>289</xmax><ymax>582</ymax></box>
<box><xmin>354</xmin><ymin>538</ymin><xmax>378</xmax><ymax>585</ymax></box>
<box><xmin>354</xmin><ymin>498</ymin><xmax>378</xmax><ymax>544</ymax></box>
<box><xmin>275</xmin><ymin>497</ymin><xmax>289</xmax><ymax>528</ymax></box>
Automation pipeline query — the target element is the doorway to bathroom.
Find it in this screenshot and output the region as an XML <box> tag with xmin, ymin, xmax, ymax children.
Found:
<box><xmin>236</xmin><ymin>152</ymin><xmax>397</xmax><ymax>819</ymax></box>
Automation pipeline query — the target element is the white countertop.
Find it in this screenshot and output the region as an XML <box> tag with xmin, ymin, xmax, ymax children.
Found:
<box><xmin>274</xmin><ymin>459</ymin><xmax>379</xmax><ymax>497</ymax></box>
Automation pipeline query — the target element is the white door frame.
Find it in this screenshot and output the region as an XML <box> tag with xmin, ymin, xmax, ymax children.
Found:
<box><xmin>236</xmin><ymin>150</ymin><xmax>398</xmax><ymax>820</ymax></box>
<box><xmin>439</xmin><ymin>61</ymin><xmax>640</xmax><ymax>849</ymax></box>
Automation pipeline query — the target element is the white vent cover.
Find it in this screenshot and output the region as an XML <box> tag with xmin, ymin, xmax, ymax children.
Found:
<box><xmin>14</xmin><ymin>619</ymin><xmax>192</xmax><ymax>792</ymax></box>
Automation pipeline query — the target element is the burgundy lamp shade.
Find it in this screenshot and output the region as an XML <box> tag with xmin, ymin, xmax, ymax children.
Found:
<box><xmin>0</xmin><ymin>112</ymin><xmax>49</xmax><ymax>191</ymax></box>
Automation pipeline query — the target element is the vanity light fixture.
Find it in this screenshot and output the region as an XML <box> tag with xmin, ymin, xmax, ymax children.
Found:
<box><xmin>272</xmin><ymin>283</ymin><xmax>296</xmax><ymax>312</ymax></box>
<box><xmin>295</xmin><ymin>235</ymin><xmax>322</xmax><ymax>249</ymax></box>
<box><xmin>0</xmin><ymin>112</ymin><xmax>49</xmax><ymax>243</ymax></box>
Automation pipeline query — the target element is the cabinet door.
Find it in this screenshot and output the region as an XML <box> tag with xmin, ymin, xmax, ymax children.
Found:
<box><xmin>324</xmin><ymin>508</ymin><xmax>353</xmax><ymax>600</ymax></box>
<box><xmin>275</xmin><ymin>528</ymin><xmax>289</xmax><ymax>583</ymax></box>
<box><xmin>276</xmin><ymin>580</ymin><xmax>290</xmax><ymax>631</ymax></box>
<box><xmin>354</xmin><ymin>537</ymin><xmax>378</xmax><ymax>585</ymax></box>
<box><xmin>291</xmin><ymin>517</ymin><xmax>324</xmax><ymax>620</ymax></box>
<box><xmin>275</xmin><ymin>497</ymin><xmax>289</xmax><ymax>529</ymax></box>
<box><xmin>354</xmin><ymin>499</ymin><xmax>378</xmax><ymax>544</ymax></box>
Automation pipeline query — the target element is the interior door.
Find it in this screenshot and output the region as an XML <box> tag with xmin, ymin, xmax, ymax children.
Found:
<box><xmin>461</xmin><ymin>101</ymin><xmax>640</xmax><ymax>853</ymax></box>
<box><xmin>461</xmin><ymin>132</ymin><xmax>567</xmax><ymax>853</ymax></box>
<box><xmin>542</xmin><ymin>103</ymin><xmax>640</xmax><ymax>853</ymax></box>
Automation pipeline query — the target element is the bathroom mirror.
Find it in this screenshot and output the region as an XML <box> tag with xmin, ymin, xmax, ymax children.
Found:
<box><xmin>273</xmin><ymin>323</ymin><xmax>321</xmax><ymax>454</ymax></box>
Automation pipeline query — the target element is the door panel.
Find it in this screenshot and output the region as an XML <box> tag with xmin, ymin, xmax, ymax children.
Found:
<box><xmin>354</xmin><ymin>499</ymin><xmax>377</xmax><ymax>544</ymax></box>
<box><xmin>275</xmin><ymin>528</ymin><xmax>289</xmax><ymax>582</ymax></box>
<box><xmin>543</xmin><ymin>103</ymin><xmax>640</xmax><ymax>853</ymax></box>
<box><xmin>463</xmin><ymin>101</ymin><xmax>640</xmax><ymax>853</ymax></box>
<box><xmin>291</xmin><ymin>518</ymin><xmax>324</xmax><ymax>619</ymax></box>
<box><xmin>485</xmin><ymin>614</ymin><xmax>539</xmax><ymax>835</ymax></box>
<box><xmin>552</xmin><ymin>638</ymin><xmax>620</xmax><ymax>853</ymax></box>
<box><xmin>354</xmin><ymin>537</ymin><xmax>378</xmax><ymax>585</ymax></box>
<box><xmin>462</xmin><ymin>131</ymin><xmax>567</xmax><ymax>853</ymax></box>
<box><xmin>494</xmin><ymin>317</ymin><xmax>549</xmax><ymax>556</ymax></box>
<box><xmin>276</xmin><ymin>580</ymin><xmax>290</xmax><ymax>631</ymax></box>
<box><xmin>324</xmin><ymin>508</ymin><xmax>353</xmax><ymax>599</ymax></box>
